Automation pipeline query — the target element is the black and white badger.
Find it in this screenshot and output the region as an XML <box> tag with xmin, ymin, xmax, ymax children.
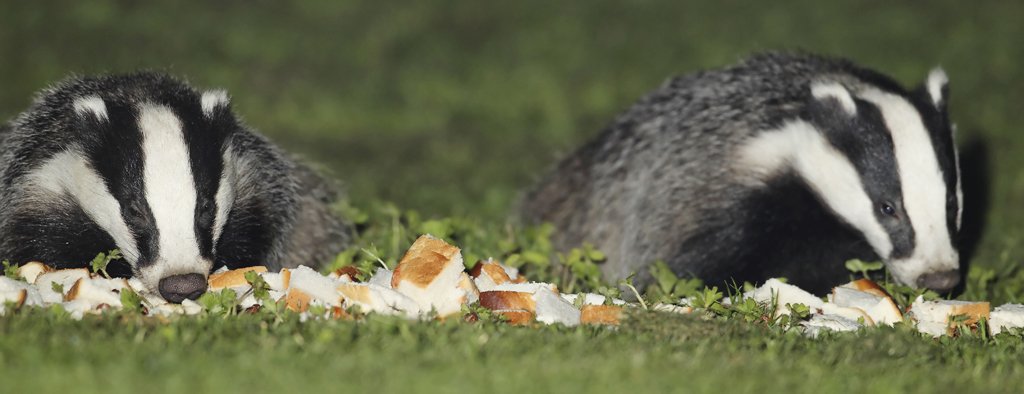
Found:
<box><xmin>0</xmin><ymin>73</ymin><xmax>352</xmax><ymax>302</ymax></box>
<box><xmin>523</xmin><ymin>52</ymin><xmax>963</xmax><ymax>294</ymax></box>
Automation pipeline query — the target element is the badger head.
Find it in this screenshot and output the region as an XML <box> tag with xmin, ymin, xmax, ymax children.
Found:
<box><xmin>738</xmin><ymin>67</ymin><xmax>962</xmax><ymax>292</ymax></box>
<box><xmin>18</xmin><ymin>75</ymin><xmax>257</xmax><ymax>303</ymax></box>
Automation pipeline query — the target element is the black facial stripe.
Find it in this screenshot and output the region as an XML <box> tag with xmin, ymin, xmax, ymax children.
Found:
<box><xmin>79</xmin><ymin>102</ymin><xmax>160</xmax><ymax>266</ymax></box>
<box><xmin>806</xmin><ymin>96</ymin><xmax>915</xmax><ymax>259</ymax></box>
<box><xmin>168</xmin><ymin>96</ymin><xmax>234</xmax><ymax>260</ymax></box>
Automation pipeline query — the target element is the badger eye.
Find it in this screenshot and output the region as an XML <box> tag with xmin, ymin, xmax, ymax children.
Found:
<box><xmin>880</xmin><ymin>202</ymin><xmax>897</xmax><ymax>217</ymax></box>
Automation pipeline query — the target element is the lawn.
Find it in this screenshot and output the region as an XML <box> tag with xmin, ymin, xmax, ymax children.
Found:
<box><xmin>1</xmin><ymin>1</ymin><xmax>1023</xmax><ymax>392</ymax></box>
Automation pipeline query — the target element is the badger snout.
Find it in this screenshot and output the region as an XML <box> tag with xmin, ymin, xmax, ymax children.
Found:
<box><xmin>915</xmin><ymin>269</ymin><xmax>960</xmax><ymax>293</ymax></box>
<box><xmin>158</xmin><ymin>273</ymin><xmax>208</xmax><ymax>303</ymax></box>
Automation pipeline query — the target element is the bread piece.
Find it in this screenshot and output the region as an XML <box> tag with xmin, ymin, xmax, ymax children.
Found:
<box><xmin>494</xmin><ymin>309</ymin><xmax>534</xmax><ymax>325</ymax></box>
<box><xmin>909</xmin><ymin>296</ymin><xmax>990</xmax><ymax>337</ymax></box>
<box><xmin>480</xmin><ymin>291</ymin><xmax>536</xmax><ymax>311</ymax></box>
<box><xmin>581</xmin><ymin>304</ymin><xmax>623</xmax><ymax>325</ymax></box>
<box><xmin>829</xmin><ymin>287</ymin><xmax>902</xmax><ymax>326</ymax></box>
<box><xmin>65</xmin><ymin>277</ymin><xmax>129</xmax><ymax>307</ymax></box>
<box><xmin>35</xmin><ymin>268</ymin><xmax>91</xmax><ymax>304</ymax></box>
<box><xmin>287</xmin><ymin>266</ymin><xmax>342</xmax><ymax>306</ymax></box>
<box><xmin>989</xmin><ymin>304</ymin><xmax>1024</xmax><ymax>335</ymax></box>
<box><xmin>391</xmin><ymin>235</ymin><xmax>467</xmax><ymax>317</ymax></box>
<box><xmin>208</xmin><ymin>266</ymin><xmax>267</xmax><ymax>290</ymax></box>
<box><xmin>745</xmin><ymin>278</ymin><xmax>824</xmax><ymax>315</ymax></box>
<box><xmin>838</xmin><ymin>278</ymin><xmax>892</xmax><ymax>299</ymax></box>
<box><xmin>469</xmin><ymin>259</ymin><xmax>513</xmax><ymax>291</ymax></box>
<box><xmin>909</xmin><ymin>296</ymin><xmax>990</xmax><ymax>325</ymax></box>
<box><xmin>561</xmin><ymin>293</ymin><xmax>627</xmax><ymax>306</ymax></box>
<box><xmin>480</xmin><ymin>288</ymin><xmax>580</xmax><ymax>326</ymax></box>
<box><xmin>801</xmin><ymin>314</ymin><xmax>863</xmax><ymax>337</ymax></box>
<box><xmin>457</xmin><ymin>272</ymin><xmax>480</xmax><ymax>305</ymax></box>
<box><xmin>491</xmin><ymin>282</ymin><xmax>559</xmax><ymax>294</ymax></box>
<box><xmin>337</xmin><ymin>282</ymin><xmax>421</xmax><ymax>318</ymax></box>
<box><xmin>367</xmin><ymin>268</ymin><xmax>393</xmax><ymax>288</ymax></box>
<box><xmin>0</xmin><ymin>277</ymin><xmax>33</xmax><ymax>315</ymax></box>
<box><xmin>652</xmin><ymin>303</ymin><xmax>693</xmax><ymax>314</ymax></box>
<box><xmin>285</xmin><ymin>288</ymin><xmax>312</xmax><ymax>312</ymax></box>
<box><xmin>17</xmin><ymin>261</ymin><xmax>52</xmax><ymax>283</ymax></box>
<box><xmin>328</xmin><ymin>266</ymin><xmax>360</xmax><ymax>282</ymax></box>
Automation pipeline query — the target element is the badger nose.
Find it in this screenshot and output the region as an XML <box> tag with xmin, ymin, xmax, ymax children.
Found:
<box><xmin>916</xmin><ymin>270</ymin><xmax>960</xmax><ymax>293</ymax></box>
<box><xmin>158</xmin><ymin>273</ymin><xmax>208</xmax><ymax>303</ymax></box>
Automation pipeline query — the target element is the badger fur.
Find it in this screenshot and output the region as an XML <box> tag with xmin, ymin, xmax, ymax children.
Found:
<box><xmin>0</xmin><ymin>73</ymin><xmax>352</xmax><ymax>302</ymax></box>
<box><xmin>522</xmin><ymin>53</ymin><xmax>962</xmax><ymax>295</ymax></box>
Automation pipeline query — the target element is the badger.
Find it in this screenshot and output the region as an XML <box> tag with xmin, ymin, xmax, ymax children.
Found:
<box><xmin>522</xmin><ymin>52</ymin><xmax>963</xmax><ymax>295</ymax></box>
<box><xmin>0</xmin><ymin>73</ymin><xmax>352</xmax><ymax>302</ymax></box>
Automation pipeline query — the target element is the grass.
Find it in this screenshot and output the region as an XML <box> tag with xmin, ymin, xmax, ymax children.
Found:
<box><xmin>2</xmin><ymin>1</ymin><xmax>1024</xmax><ymax>392</ymax></box>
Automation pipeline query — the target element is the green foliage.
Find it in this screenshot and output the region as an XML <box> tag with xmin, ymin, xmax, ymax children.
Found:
<box><xmin>1</xmin><ymin>260</ymin><xmax>18</xmax><ymax>280</ymax></box>
<box><xmin>644</xmin><ymin>260</ymin><xmax>704</xmax><ymax>304</ymax></box>
<box><xmin>844</xmin><ymin>258</ymin><xmax>884</xmax><ymax>278</ymax></box>
<box><xmin>119</xmin><ymin>287</ymin><xmax>145</xmax><ymax>315</ymax></box>
<box><xmin>197</xmin><ymin>289</ymin><xmax>239</xmax><ymax>317</ymax></box>
<box><xmin>89</xmin><ymin>249</ymin><xmax>122</xmax><ymax>279</ymax></box>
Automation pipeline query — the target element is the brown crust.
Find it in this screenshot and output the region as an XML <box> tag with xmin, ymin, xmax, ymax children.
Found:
<box><xmin>207</xmin><ymin>266</ymin><xmax>268</xmax><ymax>290</ymax></box>
<box><xmin>581</xmin><ymin>304</ymin><xmax>623</xmax><ymax>325</ymax></box>
<box><xmin>64</xmin><ymin>278</ymin><xmax>86</xmax><ymax>302</ymax></box>
<box><xmin>391</xmin><ymin>235</ymin><xmax>460</xmax><ymax>289</ymax></box>
<box><xmin>479</xmin><ymin>291</ymin><xmax>536</xmax><ymax>312</ymax></box>
<box><xmin>285</xmin><ymin>288</ymin><xmax>312</xmax><ymax>312</ymax></box>
<box><xmin>495</xmin><ymin>310</ymin><xmax>534</xmax><ymax>325</ymax></box>
<box><xmin>17</xmin><ymin>261</ymin><xmax>52</xmax><ymax>283</ymax></box>
<box><xmin>332</xmin><ymin>266</ymin><xmax>361</xmax><ymax>281</ymax></box>
<box><xmin>951</xmin><ymin>302</ymin><xmax>991</xmax><ymax>325</ymax></box>
<box><xmin>281</xmin><ymin>269</ymin><xmax>292</xmax><ymax>289</ymax></box>
<box><xmin>337</xmin><ymin>283</ymin><xmax>372</xmax><ymax>304</ymax></box>
<box><xmin>13</xmin><ymin>289</ymin><xmax>27</xmax><ymax>308</ymax></box>
<box><xmin>846</xmin><ymin>279</ymin><xmax>893</xmax><ymax>299</ymax></box>
<box><xmin>469</xmin><ymin>260</ymin><xmax>513</xmax><ymax>284</ymax></box>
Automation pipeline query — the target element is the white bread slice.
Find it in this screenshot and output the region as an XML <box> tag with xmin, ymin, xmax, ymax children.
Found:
<box><xmin>479</xmin><ymin>288</ymin><xmax>580</xmax><ymax>326</ymax></box>
<box><xmin>337</xmin><ymin>282</ymin><xmax>421</xmax><ymax>318</ymax></box>
<box><xmin>838</xmin><ymin>278</ymin><xmax>892</xmax><ymax>299</ymax></box>
<box><xmin>989</xmin><ymin>304</ymin><xmax>1024</xmax><ymax>335</ymax></box>
<box><xmin>366</xmin><ymin>267</ymin><xmax>393</xmax><ymax>288</ymax></box>
<box><xmin>580</xmin><ymin>304</ymin><xmax>623</xmax><ymax>325</ymax></box>
<box><xmin>17</xmin><ymin>261</ymin><xmax>52</xmax><ymax>284</ymax></box>
<box><xmin>65</xmin><ymin>277</ymin><xmax>129</xmax><ymax>307</ymax></box>
<box><xmin>287</xmin><ymin>266</ymin><xmax>342</xmax><ymax>306</ymax></box>
<box><xmin>830</xmin><ymin>286</ymin><xmax>902</xmax><ymax>326</ymax></box>
<box><xmin>469</xmin><ymin>259</ymin><xmax>513</xmax><ymax>291</ymax></box>
<box><xmin>561</xmin><ymin>293</ymin><xmax>627</xmax><ymax>306</ymax></box>
<box><xmin>652</xmin><ymin>303</ymin><xmax>693</xmax><ymax>314</ymax></box>
<box><xmin>909</xmin><ymin>296</ymin><xmax>990</xmax><ymax>336</ymax></box>
<box><xmin>207</xmin><ymin>266</ymin><xmax>267</xmax><ymax>290</ymax></box>
<box><xmin>0</xmin><ymin>276</ymin><xmax>41</xmax><ymax>314</ymax></box>
<box><xmin>391</xmin><ymin>235</ymin><xmax>467</xmax><ymax>317</ymax></box>
<box><xmin>35</xmin><ymin>268</ymin><xmax>91</xmax><ymax>304</ymax></box>
<box><xmin>61</xmin><ymin>299</ymin><xmax>98</xmax><ymax>319</ymax></box>
<box><xmin>259</xmin><ymin>272</ymin><xmax>288</xmax><ymax>292</ymax></box>
<box><xmin>745</xmin><ymin>278</ymin><xmax>824</xmax><ymax>315</ymax></box>
<box><xmin>801</xmin><ymin>314</ymin><xmax>863</xmax><ymax>337</ymax></box>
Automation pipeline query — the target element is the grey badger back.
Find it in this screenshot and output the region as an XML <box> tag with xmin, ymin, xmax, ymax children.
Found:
<box><xmin>0</xmin><ymin>73</ymin><xmax>352</xmax><ymax>302</ymax></box>
<box><xmin>522</xmin><ymin>52</ymin><xmax>962</xmax><ymax>295</ymax></box>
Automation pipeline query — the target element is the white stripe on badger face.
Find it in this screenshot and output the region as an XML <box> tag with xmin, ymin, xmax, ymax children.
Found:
<box><xmin>859</xmin><ymin>89</ymin><xmax>958</xmax><ymax>285</ymax></box>
<box><xmin>136</xmin><ymin>105</ymin><xmax>211</xmax><ymax>286</ymax></box>
<box><xmin>735</xmin><ymin>120</ymin><xmax>894</xmax><ymax>258</ymax></box>
<box><xmin>211</xmin><ymin>148</ymin><xmax>235</xmax><ymax>253</ymax></box>
<box><xmin>27</xmin><ymin>151</ymin><xmax>141</xmax><ymax>263</ymax></box>
<box><xmin>73</xmin><ymin>96</ymin><xmax>109</xmax><ymax>121</ymax></box>
<box><xmin>953</xmin><ymin>124</ymin><xmax>963</xmax><ymax>230</ymax></box>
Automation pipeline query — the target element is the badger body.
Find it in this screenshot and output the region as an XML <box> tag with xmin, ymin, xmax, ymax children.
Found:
<box><xmin>0</xmin><ymin>73</ymin><xmax>352</xmax><ymax>302</ymax></box>
<box><xmin>523</xmin><ymin>53</ymin><xmax>962</xmax><ymax>295</ymax></box>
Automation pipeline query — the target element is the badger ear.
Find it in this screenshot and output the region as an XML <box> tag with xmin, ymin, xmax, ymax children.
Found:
<box><xmin>810</xmin><ymin>81</ymin><xmax>857</xmax><ymax>116</ymax></box>
<box><xmin>72</xmin><ymin>95</ymin><xmax>109</xmax><ymax>121</ymax></box>
<box><xmin>201</xmin><ymin>89</ymin><xmax>230</xmax><ymax>116</ymax></box>
<box><xmin>924</xmin><ymin>67</ymin><xmax>949</xmax><ymax>108</ymax></box>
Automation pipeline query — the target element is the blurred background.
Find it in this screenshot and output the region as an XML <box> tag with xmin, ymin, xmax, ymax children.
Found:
<box><xmin>1</xmin><ymin>1</ymin><xmax>1021</xmax><ymax>284</ymax></box>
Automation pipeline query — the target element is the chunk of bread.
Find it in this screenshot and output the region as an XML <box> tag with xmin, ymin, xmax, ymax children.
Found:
<box><xmin>458</xmin><ymin>272</ymin><xmax>480</xmax><ymax>305</ymax></box>
<box><xmin>337</xmin><ymin>282</ymin><xmax>421</xmax><ymax>318</ymax></box>
<box><xmin>391</xmin><ymin>235</ymin><xmax>468</xmax><ymax>317</ymax></box>
<box><xmin>207</xmin><ymin>266</ymin><xmax>267</xmax><ymax>290</ymax></box>
<box><xmin>469</xmin><ymin>259</ymin><xmax>514</xmax><ymax>291</ymax></box>
<box><xmin>838</xmin><ymin>278</ymin><xmax>893</xmax><ymax>299</ymax></box>
<box><xmin>328</xmin><ymin>266</ymin><xmax>360</xmax><ymax>282</ymax></box>
<box><xmin>580</xmin><ymin>304</ymin><xmax>623</xmax><ymax>325</ymax></box>
<box><xmin>287</xmin><ymin>266</ymin><xmax>342</xmax><ymax>306</ymax></box>
<box><xmin>989</xmin><ymin>304</ymin><xmax>1024</xmax><ymax>335</ymax></box>
<box><xmin>65</xmin><ymin>277</ymin><xmax>129</xmax><ymax>307</ymax></box>
<box><xmin>745</xmin><ymin>278</ymin><xmax>824</xmax><ymax>315</ymax></box>
<box><xmin>367</xmin><ymin>268</ymin><xmax>393</xmax><ymax>288</ymax></box>
<box><xmin>494</xmin><ymin>309</ymin><xmax>534</xmax><ymax>325</ymax></box>
<box><xmin>35</xmin><ymin>268</ymin><xmax>91</xmax><ymax>304</ymax></box>
<box><xmin>909</xmin><ymin>296</ymin><xmax>990</xmax><ymax>336</ymax></box>
<box><xmin>480</xmin><ymin>288</ymin><xmax>580</xmax><ymax>326</ymax></box>
<box><xmin>284</xmin><ymin>288</ymin><xmax>312</xmax><ymax>312</ymax></box>
<box><xmin>829</xmin><ymin>286</ymin><xmax>902</xmax><ymax>326</ymax></box>
<box><xmin>0</xmin><ymin>276</ymin><xmax>40</xmax><ymax>314</ymax></box>
<box><xmin>561</xmin><ymin>293</ymin><xmax>627</xmax><ymax>306</ymax></box>
<box><xmin>17</xmin><ymin>261</ymin><xmax>52</xmax><ymax>284</ymax></box>
<box><xmin>801</xmin><ymin>314</ymin><xmax>863</xmax><ymax>337</ymax></box>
